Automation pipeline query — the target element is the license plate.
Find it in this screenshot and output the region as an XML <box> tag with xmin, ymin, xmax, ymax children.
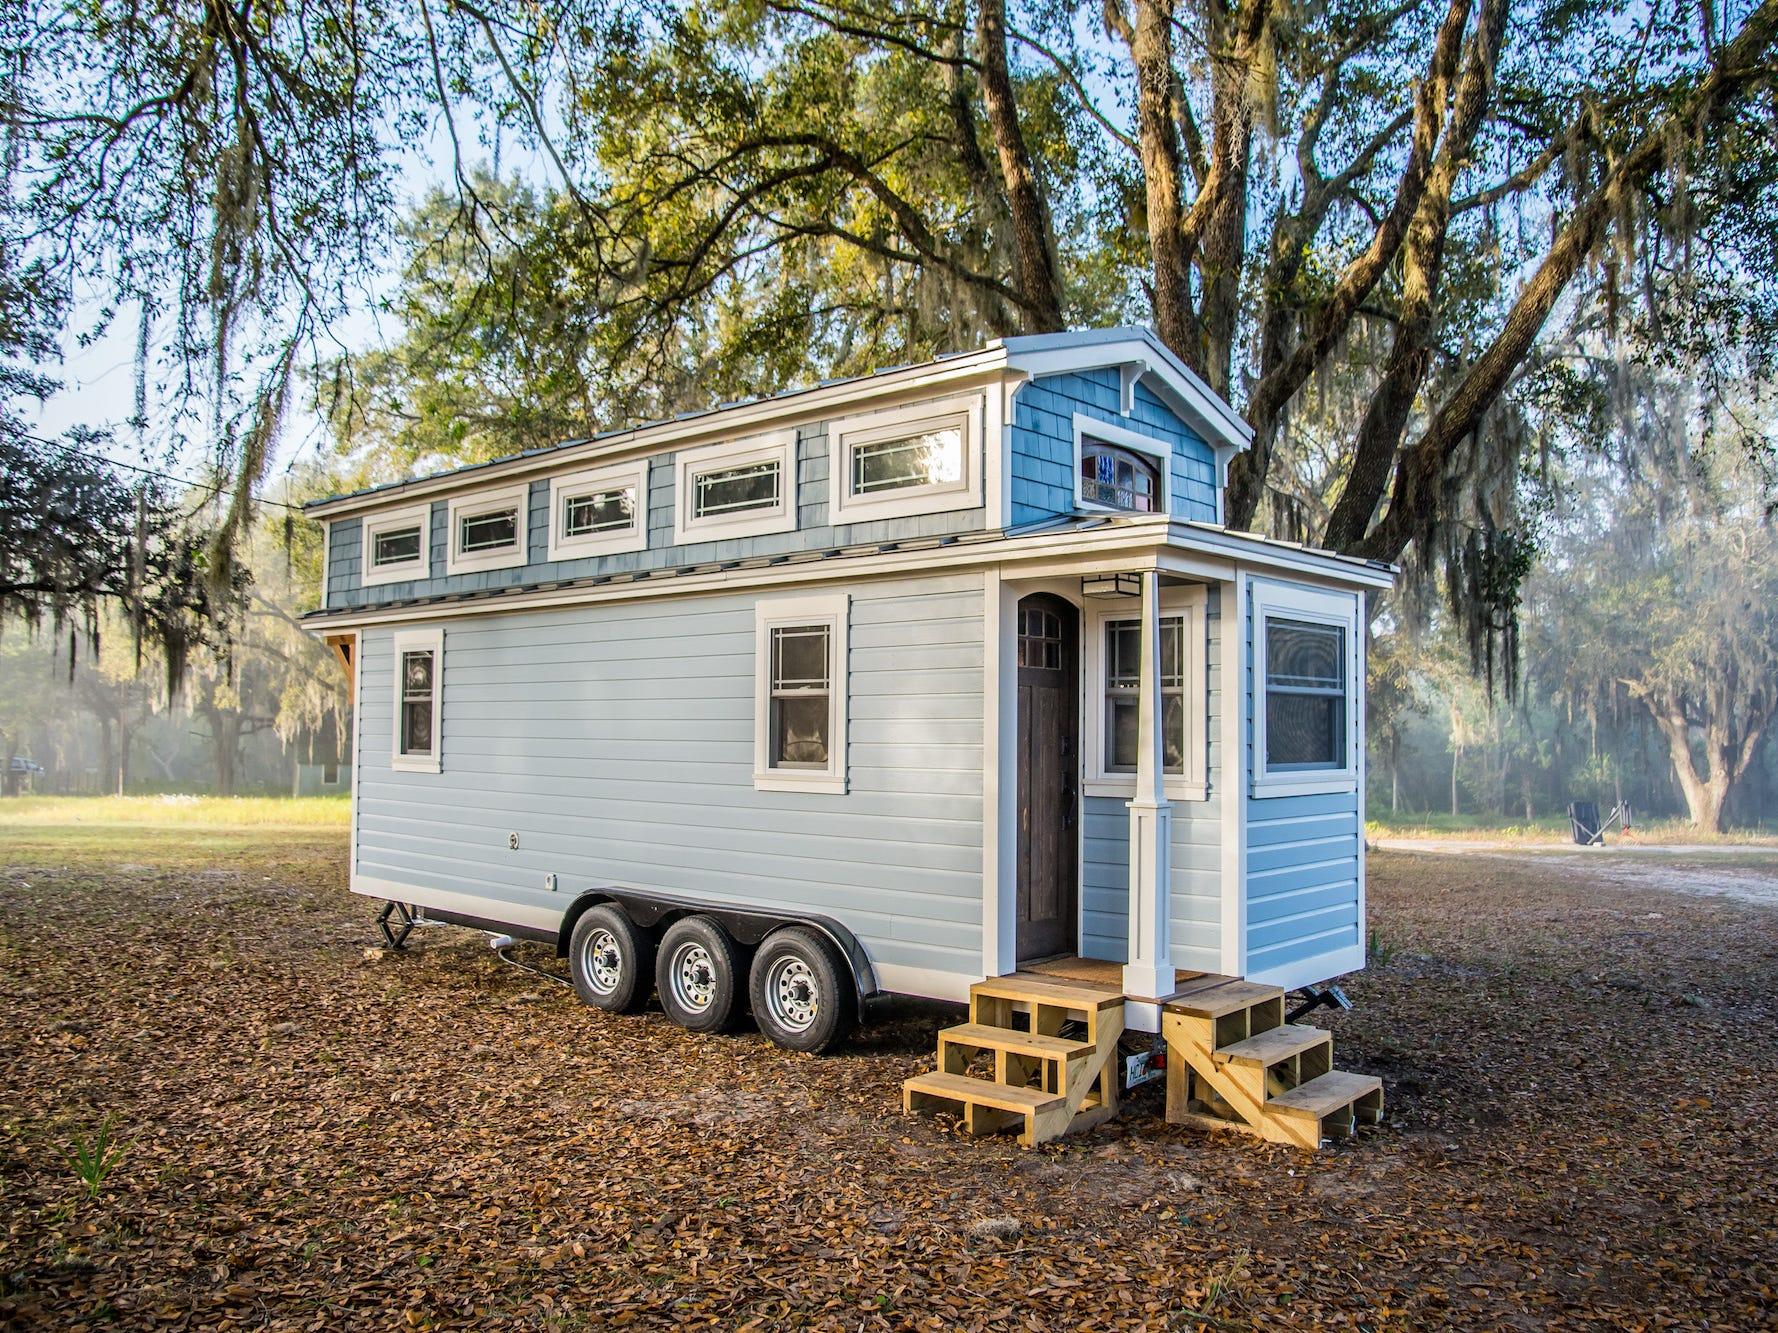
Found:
<box><xmin>1124</xmin><ymin>1049</ymin><xmax>1164</xmax><ymax>1087</ymax></box>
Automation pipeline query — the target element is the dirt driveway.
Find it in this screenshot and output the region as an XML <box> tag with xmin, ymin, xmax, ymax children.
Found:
<box><xmin>2</xmin><ymin>829</ymin><xmax>1775</xmax><ymax>1330</ymax></box>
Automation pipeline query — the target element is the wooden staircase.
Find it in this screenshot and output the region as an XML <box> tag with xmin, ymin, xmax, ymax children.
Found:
<box><xmin>902</xmin><ymin>975</ymin><xmax>1125</xmax><ymax>1147</ymax></box>
<box><xmin>1161</xmin><ymin>976</ymin><xmax>1382</xmax><ymax>1149</ymax></box>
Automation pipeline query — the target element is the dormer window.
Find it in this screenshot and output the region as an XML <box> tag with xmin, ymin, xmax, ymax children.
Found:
<box><xmin>1071</xmin><ymin>417</ymin><xmax>1173</xmax><ymax>518</ymax></box>
<box><xmin>1080</xmin><ymin>438</ymin><xmax>1161</xmax><ymax>512</ymax></box>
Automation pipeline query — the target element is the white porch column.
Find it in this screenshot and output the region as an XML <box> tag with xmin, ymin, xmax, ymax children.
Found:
<box><xmin>1123</xmin><ymin>568</ymin><xmax>1175</xmax><ymax>1000</ymax></box>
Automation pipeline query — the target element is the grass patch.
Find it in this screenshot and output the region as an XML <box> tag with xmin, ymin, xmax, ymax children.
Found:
<box><xmin>1368</xmin><ymin>811</ymin><xmax>1778</xmax><ymax>846</ymax></box>
<box><xmin>0</xmin><ymin>794</ymin><xmax>350</xmax><ymax>829</ymax></box>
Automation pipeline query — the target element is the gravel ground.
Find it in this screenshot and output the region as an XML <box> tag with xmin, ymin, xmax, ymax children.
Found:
<box><xmin>2</xmin><ymin>830</ymin><xmax>1775</xmax><ymax>1331</ymax></box>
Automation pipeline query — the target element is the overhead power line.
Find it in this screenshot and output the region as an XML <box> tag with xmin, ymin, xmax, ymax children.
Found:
<box><xmin>22</xmin><ymin>432</ymin><xmax>309</xmax><ymax>513</ymax></box>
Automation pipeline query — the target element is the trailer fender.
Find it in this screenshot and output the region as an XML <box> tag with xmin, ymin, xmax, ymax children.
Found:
<box><xmin>555</xmin><ymin>888</ymin><xmax>879</xmax><ymax>1001</ymax></box>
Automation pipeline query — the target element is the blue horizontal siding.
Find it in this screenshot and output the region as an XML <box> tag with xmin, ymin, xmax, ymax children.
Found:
<box><xmin>354</xmin><ymin>571</ymin><xmax>987</xmax><ymax>981</ymax></box>
<box><xmin>1241</xmin><ymin>575</ymin><xmax>1363</xmax><ymax>982</ymax></box>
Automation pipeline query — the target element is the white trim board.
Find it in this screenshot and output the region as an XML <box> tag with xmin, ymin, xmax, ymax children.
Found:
<box><xmin>306</xmin><ymin>515</ymin><xmax>1391</xmax><ymax>634</ymax></box>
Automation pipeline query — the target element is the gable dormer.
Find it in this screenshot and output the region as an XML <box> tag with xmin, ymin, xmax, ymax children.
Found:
<box><xmin>1000</xmin><ymin>328</ymin><xmax>1251</xmax><ymax>529</ymax></box>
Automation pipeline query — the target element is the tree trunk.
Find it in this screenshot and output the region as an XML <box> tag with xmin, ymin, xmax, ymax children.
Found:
<box><xmin>1451</xmin><ymin>743</ymin><xmax>1461</xmax><ymax>816</ymax></box>
<box><xmin>1124</xmin><ymin>0</ymin><xmax>1201</xmax><ymax>369</ymax></box>
<box><xmin>976</xmin><ymin>0</ymin><xmax>1064</xmax><ymax>333</ymax></box>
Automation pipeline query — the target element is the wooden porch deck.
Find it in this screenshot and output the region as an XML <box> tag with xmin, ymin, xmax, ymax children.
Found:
<box><xmin>1017</xmin><ymin>956</ymin><xmax>1230</xmax><ymax>1003</ymax></box>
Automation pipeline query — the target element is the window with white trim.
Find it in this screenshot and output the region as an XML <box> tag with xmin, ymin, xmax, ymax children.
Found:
<box><xmin>828</xmin><ymin>396</ymin><xmax>981</xmax><ymax>523</ymax></box>
<box><xmin>673</xmin><ymin>432</ymin><xmax>797</xmax><ymax>543</ymax></box>
<box><xmin>360</xmin><ymin>504</ymin><xmax>431</xmax><ymax>588</ymax></box>
<box><xmin>1251</xmin><ymin>580</ymin><xmax>1360</xmax><ymax>796</ymax></box>
<box><xmin>754</xmin><ymin>593</ymin><xmax>848</xmax><ymax>793</ymax></box>
<box><xmin>1071</xmin><ymin>414</ymin><xmax>1172</xmax><ymax>517</ymax></box>
<box><xmin>446</xmin><ymin>484</ymin><xmax>529</xmax><ymax>575</ymax></box>
<box><xmin>391</xmin><ymin>628</ymin><xmax>443</xmax><ymax>773</ymax></box>
<box><xmin>547</xmin><ymin>462</ymin><xmax>649</xmax><ymax>560</ymax></box>
<box><xmin>1084</xmin><ymin>586</ymin><xmax>1207</xmax><ymax>799</ymax></box>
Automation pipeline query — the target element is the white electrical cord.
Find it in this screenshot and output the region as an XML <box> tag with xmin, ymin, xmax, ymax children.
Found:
<box><xmin>487</xmin><ymin>933</ymin><xmax>574</xmax><ymax>988</ymax></box>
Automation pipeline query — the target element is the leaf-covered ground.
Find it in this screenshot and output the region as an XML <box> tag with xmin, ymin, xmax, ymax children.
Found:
<box><xmin>2</xmin><ymin>823</ymin><xmax>1775</xmax><ymax>1330</ymax></box>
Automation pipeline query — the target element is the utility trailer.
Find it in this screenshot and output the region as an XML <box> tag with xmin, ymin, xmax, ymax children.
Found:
<box><xmin>305</xmin><ymin>327</ymin><xmax>1393</xmax><ymax>1144</ymax></box>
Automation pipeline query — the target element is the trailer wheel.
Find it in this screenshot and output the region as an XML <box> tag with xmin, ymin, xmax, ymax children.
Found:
<box><xmin>568</xmin><ymin>904</ymin><xmax>653</xmax><ymax>1014</ymax></box>
<box><xmin>749</xmin><ymin>926</ymin><xmax>857</xmax><ymax>1054</ymax></box>
<box><xmin>655</xmin><ymin>916</ymin><xmax>742</xmax><ymax>1033</ymax></box>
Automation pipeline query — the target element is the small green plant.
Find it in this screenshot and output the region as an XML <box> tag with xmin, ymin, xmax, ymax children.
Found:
<box><xmin>1368</xmin><ymin>927</ymin><xmax>1395</xmax><ymax>967</ymax></box>
<box><xmin>1200</xmin><ymin>1247</ymin><xmax>1252</xmax><ymax>1313</ymax></box>
<box><xmin>67</xmin><ymin>1116</ymin><xmax>125</xmax><ymax>1199</ymax></box>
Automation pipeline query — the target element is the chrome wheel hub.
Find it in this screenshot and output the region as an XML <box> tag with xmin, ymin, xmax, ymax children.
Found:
<box><xmin>767</xmin><ymin>957</ymin><xmax>819</xmax><ymax>1033</ymax></box>
<box><xmin>669</xmin><ymin>941</ymin><xmax>717</xmax><ymax>1012</ymax></box>
<box><xmin>582</xmin><ymin>928</ymin><xmax>622</xmax><ymax>994</ymax></box>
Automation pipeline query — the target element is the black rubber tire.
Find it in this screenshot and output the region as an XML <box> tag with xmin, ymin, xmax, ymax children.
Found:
<box><xmin>654</xmin><ymin>916</ymin><xmax>743</xmax><ymax>1033</ymax></box>
<box><xmin>748</xmin><ymin>926</ymin><xmax>858</xmax><ymax>1054</ymax></box>
<box><xmin>567</xmin><ymin>903</ymin><xmax>654</xmax><ymax>1014</ymax></box>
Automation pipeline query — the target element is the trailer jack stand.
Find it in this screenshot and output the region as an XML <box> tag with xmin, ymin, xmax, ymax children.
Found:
<box><xmin>1286</xmin><ymin>984</ymin><xmax>1352</xmax><ymax>1024</ymax></box>
<box><xmin>377</xmin><ymin>901</ymin><xmax>419</xmax><ymax>950</ymax></box>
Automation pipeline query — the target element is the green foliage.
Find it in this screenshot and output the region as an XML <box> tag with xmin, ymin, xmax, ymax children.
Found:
<box><xmin>0</xmin><ymin>432</ymin><xmax>244</xmax><ymax>693</ymax></box>
<box><xmin>65</xmin><ymin>1116</ymin><xmax>124</xmax><ymax>1199</ymax></box>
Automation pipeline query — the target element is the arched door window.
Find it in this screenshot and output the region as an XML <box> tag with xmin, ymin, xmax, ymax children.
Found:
<box><xmin>1079</xmin><ymin>438</ymin><xmax>1163</xmax><ymax>513</ymax></box>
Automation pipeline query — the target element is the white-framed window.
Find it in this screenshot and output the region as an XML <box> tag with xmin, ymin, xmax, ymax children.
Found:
<box><xmin>391</xmin><ymin>627</ymin><xmax>443</xmax><ymax>773</ymax></box>
<box><xmin>1072</xmin><ymin>415</ymin><xmax>1172</xmax><ymax>517</ymax></box>
<box><xmin>754</xmin><ymin>592</ymin><xmax>849</xmax><ymax>793</ymax></box>
<box><xmin>828</xmin><ymin>395</ymin><xmax>982</xmax><ymax>524</ymax></box>
<box><xmin>360</xmin><ymin>503</ymin><xmax>432</xmax><ymax>588</ymax></box>
<box><xmin>1084</xmin><ymin>585</ymin><xmax>1208</xmax><ymax>800</ymax></box>
<box><xmin>546</xmin><ymin>461</ymin><xmax>649</xmax><ymax>561</ymax></box>
<box><xmin>1251</xmin><ymin>580</ymin><xmax>1360</xmax><ymax>797</ymax></box>
<box><xmin>672</xmin><ymin>431</ymin><xmax>797</xmax><ymax>544</ymax></box>
<box><xmin>445</xmin><ymin>483</ymin><xmax>529</xmax><ymax>576</ymax></box>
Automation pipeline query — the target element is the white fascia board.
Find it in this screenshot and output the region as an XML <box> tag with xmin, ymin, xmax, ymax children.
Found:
<box><xmin>305</xmin><ymin>349</ymin><xmax>1014</xmax><ymax>521</ymax></box>
<box><xmin>1169</xmin><ymin>522</ymin><xmax>1397</xmax><ymax>589</ymax></box>
<box><xmin>999</xmin><ymin>328</ymin><xmax>1255</xmax><ymax>456</ymax></box>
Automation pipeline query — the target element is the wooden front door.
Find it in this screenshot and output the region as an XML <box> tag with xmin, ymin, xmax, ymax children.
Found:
<box><xmin>1015</xmin><ymin>594</ymin><xmax>1079</xmax><ymax>963</ymax></box>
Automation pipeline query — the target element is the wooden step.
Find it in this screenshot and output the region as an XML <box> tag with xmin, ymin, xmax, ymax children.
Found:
<box><xmin>971</xmin><ymin>975</ymin><xmax>1125</xmax><ymax>1011</ymax></box>
<box><xmin>1264</xmin><ymin>1070</ymin><xmax>1383</xmax><ymax>1120</ymax></box>
<box><xmin>1165</xmin><ymin>979</ymin><xmax>1285</xmax><ymax>1020</ymax></box>
<box><xmin>1215</xmin><ymin>1024</ymin><xmax>1331</xmax><ymax>1068</ymax></box>
<box><xmin>902</xmin><ymin>1070</ymin><xmax>1063</xmax><ymax>1115</ymax></box>
<box><xmin>938</xmin><ymin>1023</ymin><xmax>1093</xmax><ymax>1063</ymax></box>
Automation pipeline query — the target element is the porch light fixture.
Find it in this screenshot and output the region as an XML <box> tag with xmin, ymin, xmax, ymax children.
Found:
<box><xmin>1083</xmin><ymin>573</ymin><xmax>1142</xmax><ymax>600</ymax></box>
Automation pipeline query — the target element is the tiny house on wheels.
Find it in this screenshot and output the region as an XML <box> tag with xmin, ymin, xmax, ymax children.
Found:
<box><xmin>304</xmin><ymin>327</ymin><xmax>1393</xmax><ymax>1150</ymax></box>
